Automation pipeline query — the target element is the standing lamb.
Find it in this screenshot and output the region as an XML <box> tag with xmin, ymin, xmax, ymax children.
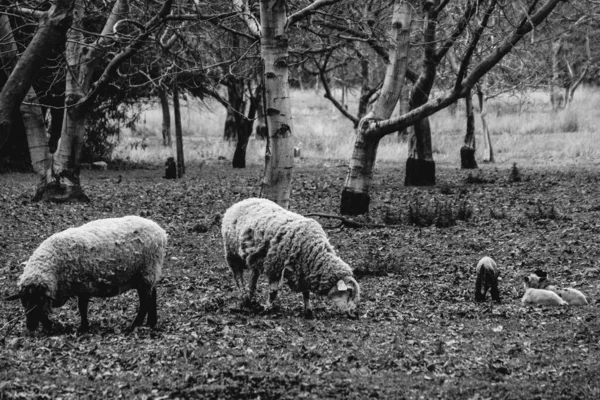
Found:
<box><xmin>6</xmin><ymin>216</ymin><xmax>167</xmax><ymax>332</ymax></box>
<box><xmin>222</xmin><ymin>198</ymin><xmax>360</xmax><ymax>319</ymax></box>
<box><xmin>474</xmin><ymin>256</ymin><xmax>501</xmax><ymax>303</ymax></box>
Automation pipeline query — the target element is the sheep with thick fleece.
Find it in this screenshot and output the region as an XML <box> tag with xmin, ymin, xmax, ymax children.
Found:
<box><xmin>6</xmin><ymin>216</ymin><xmax>167</xmax><ymax>332</ymax></box>
<box><xmin>222</xmin><ymin>198</ymin><xmax>360</xmax><ymax>319</ymax></box>
<box><xmin>524</xmin><ymin>272</ymin><xmax>588</xmax><ymax>305</ymax></box>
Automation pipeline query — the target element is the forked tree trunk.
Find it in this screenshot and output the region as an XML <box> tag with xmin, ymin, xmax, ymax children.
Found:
<box><xmin>173</xmin><ymin>77</ymin><xmax>185</xmax><ymax>178</ymax></box>
<box><xmin>478</xmin><ymin>84</ymin><xmax>494</xmax><ymax>163</ymax></box>
<box><xmin>0</xmin><ymin>0</ymin><xmax>74</xmax><ymax>151</ymax></box>
<box><xmin>341</xmin><ymin>1</ymin><xmax>411</xmax><ymax>215</ymax></box>
<box><xmin>259</xmin><ymin>0</ymin><xmax>294</xmax><ymax>208</ymax></box>
<box><xmin>232</xmin><ymin>85</ymin><xmax>260</xmax><ymax>168</ymax></box>
<box><xmin>42</xmin><ymin>0</ymin><xmax>129</xmax><ymax>202</ymax></box>
<box><xmin>158</xmin><ymin>85</ymin><xmax>171</xmax><ymax>146</ymax></box>
<box><xmin>460</xmin><ymin>90</ymin><xmax>477</xmax><ymax>169</ymax></box>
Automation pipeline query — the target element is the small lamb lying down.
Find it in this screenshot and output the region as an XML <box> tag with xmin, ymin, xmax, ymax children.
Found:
<box><xmin>222</xmin><ymin>198</ymin><xmax>360</xmax><ymax>319</ymax></box>
<box><xmin>5</xmin><ymin>216</ymin><xmax>167</xmax><ymax>332</ymax></box>
<box><xmin>524</xmin><ymin>271</ymin><xmax>588</xmax><ymax>306</ymax></box>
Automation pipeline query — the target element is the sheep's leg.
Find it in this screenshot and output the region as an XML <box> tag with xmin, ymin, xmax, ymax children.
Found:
<box><xmin>240</xmin><ymin>269</ymin><xmax>263</xmax><ymax>311</ymax></box>
<box><xmin>265</xmin><ymin>281</ymin><xmax>280</xmax><ymax>312</ymax></box>
<box><xmin>303</xmin><ymin>291</ymin><xmax>314</xmax><ymax>319</ymax></box>
<box><xmin>146</xmin><ymin>287</ymin><xmax>158</xmax><ymax>327</ymax></box>
<box><xmin>77</xmin><ymin>296</ymin><xmax>90</xmax><ymax>333</ymax></box>
<box><xmin>132</xmin><ymin>286</ymin><xmax>151</xmax><ymax>327</ymax></box>
<box><xmin>226</xmin><ymin>254</ymin><xmax>247</xmax><ymax>295</ymax></box>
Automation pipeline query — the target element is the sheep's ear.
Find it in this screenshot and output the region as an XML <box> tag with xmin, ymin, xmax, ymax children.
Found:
<box><xmin>5</xmin><ymin>293</ymin><xmax>21</xmax><ymax>301</ymax></box>
<box><xmin>523</xmin><ymin>276</ymin><xmax>530</xmax><ymax>282</ymax></box>
<box><xmin>337</xmin><ymin>280</ymin><xmax>348</xmax><ymax>292</ymax></box>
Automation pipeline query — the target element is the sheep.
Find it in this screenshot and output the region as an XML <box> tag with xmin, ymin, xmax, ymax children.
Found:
<box><xmin>521</xmin><ymin>287</ymin><xmax>568</xmax><ymax>306</ymax></box>
<box><xmin>474</xmin><ymin>256</ymin><xmax>501</xmax><ymax>303</ymax></box>
<box><xmin>221</xmin><ymin>198</ymin><xmax>360</xmax><ymax>319</ymax></box>
<box><xmin>5</xmin><ymin>216</ymin><xmax>167</xmax><ymax>333</ymax></box>
<box><xmin>525</xmin><ymin>272</ymin><xmax>589</xmax><ymax>306</ymax></box>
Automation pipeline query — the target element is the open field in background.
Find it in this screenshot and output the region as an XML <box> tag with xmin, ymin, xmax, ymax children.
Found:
<box><xmin>113</xmin><ymin>86</ymin><xmax>600</xmax><ymax>168</ymax></box>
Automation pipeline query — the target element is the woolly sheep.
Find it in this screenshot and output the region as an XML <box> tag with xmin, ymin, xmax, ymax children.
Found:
<box><xmin>221</xmin><ymin>198</ymin><xmax>360</xmax><ymax>319</ymax></box>
<box><xmin>525</xmin><ymin>273</ymin><xmax>589</xmax><ymax>306</ymax></box>
<box><xmin>522</xmin><ymin>275</ymin><xmax>567</xmax><ymax>306</ymax></box>
<box><xmin>6</xmin><ymin>216</ymin><xmax>167</xmax><ymax>332</ymax></box>
<box><xmin>474</xmin><ymin>256</ymin><xmax>501</xmax><ymax>303</ymax></box>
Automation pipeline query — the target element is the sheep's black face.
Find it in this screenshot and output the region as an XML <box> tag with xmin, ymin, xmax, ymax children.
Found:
<box><xmin>20</xmin><ymin>287</ymin><xmax>53</xmax><ymax>332</ymax></box>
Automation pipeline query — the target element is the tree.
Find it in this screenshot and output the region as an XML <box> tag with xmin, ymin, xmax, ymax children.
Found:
<box><xmin>339</xmin><ymin>0</ymin><xmax>565</xmax><ymax>215</ymax></box>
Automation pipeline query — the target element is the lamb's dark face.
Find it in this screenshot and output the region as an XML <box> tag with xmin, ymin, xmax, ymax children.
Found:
<box><xmin>524</xmin><ymin>274</ymin><xmax>545</xmax><ymax>289</ymax></box>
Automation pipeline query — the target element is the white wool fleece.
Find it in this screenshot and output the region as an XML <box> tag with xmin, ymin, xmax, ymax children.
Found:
<box><xmin>18</xmin><ymin>216</ymin><xmax>167</xmax><ymax>305</ymax></box>
<box><xmin>222</xmin><ymin>198</ymin><xmax>355</xmax><ymax>295</ymax></box>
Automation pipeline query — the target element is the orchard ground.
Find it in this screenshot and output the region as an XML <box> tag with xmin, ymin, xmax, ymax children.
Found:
<box><xmin>2</xmin><ymin>88</ymin><xmax>600</xmax><ymax>398</ymax></box>
<box><xmin>2</xmin><ymin>159</ymin><xmax>600</xmax><ymax>399</ymax></box>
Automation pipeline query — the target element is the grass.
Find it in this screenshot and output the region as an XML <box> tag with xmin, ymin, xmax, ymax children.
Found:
<box><xmin>112</xmin><ymin>86</ymin><xmax>600</xmax><ymax>167</ymax></box>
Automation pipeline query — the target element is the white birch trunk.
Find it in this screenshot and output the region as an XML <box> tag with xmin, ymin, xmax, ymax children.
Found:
<box><xmin>259</xmin><ymin>0</ymin><xmax>294</xmax><ymax>208</ymax></box>
<box><xmin>341</xmin><ymin>1</ymin><xmax>411</xmax><ymax>215</ymax></box>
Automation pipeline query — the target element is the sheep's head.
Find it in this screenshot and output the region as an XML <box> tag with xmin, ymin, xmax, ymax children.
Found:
<box><xmin>328</xmin><ymin>277</ymin><xmax>360</xmax><ymax>319</ymax></box>
<box><xmin>5</xmin><ymin>284</ymin><xmax>53</xmax><ymax>331</ymax></box>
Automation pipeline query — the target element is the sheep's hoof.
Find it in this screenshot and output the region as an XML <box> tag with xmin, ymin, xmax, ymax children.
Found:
<box><xmin>304</xmin><ymin>309</ymin><xmax>315</xmax><ymax>319</ymax></box>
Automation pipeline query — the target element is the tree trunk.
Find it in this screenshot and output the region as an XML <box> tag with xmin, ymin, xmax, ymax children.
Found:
<box><xmin>405</xmin><ymin>1</ymin><xmax>438</xmax><ymax>187</ymax></box>
<box><xmin>0</xmin><ymin>0</ymin><xmax>75</xmax><ymax>151</ymax></box>
<box><xmin>405</xmin><ymin>117</ymin><xmax>435</xmax><ymax>186</ymax></box>
<box><xmin>550</xmin><ymin>38</ymin><xmax>563</xmax><ymax>110</ymax></box>
<box><xmin>341</xmin><ymin>1</ymin><xmax>411</xmax><ymax>215</ymax></box>
<box><xmin>461</xmin><ymin>90</ymin><xmax>477</xmax><ymax>169</ymax></box>
<box><xmin>173</xmin><ymin>77</ymin><xmax>185</xmax><ymax>178</ymax></box>
<box><xmin>254</xmin><ymin>92</ymin><xmax>267</xmax><ymax>140</ymax></box>
<box><xmin>259</xmin><ymin>0</ymin><xmax>294</xmax><ymax>208</ymax></box>
<box><xmin>232</xmin><ymin>84</ymin><xmax>259</xmax><ymax>169</ymax></box>
<box><xmin>478</xmin><ymin>84</ymin><xmax>494</xmax><ymax>163</ymax></box>
<box><xmin>0</xmin><ymin>15</ymin><xmax>52</xmax><ymax>190</ymax></box>
<box><xmin>158</xmin><ymin>85</ymin><xmax>171</xmax><ymax>146</ymax></box>
<box><xmin>41</xmin><ymin>0</ymin><xmax>128</xmax><ymax>202</ymax></box>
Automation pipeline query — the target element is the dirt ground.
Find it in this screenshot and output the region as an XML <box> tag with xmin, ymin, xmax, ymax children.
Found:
<box><xmin>1</xmin><ymin>161</ymin><xmax>600</xmax><ymax>399</ymax></box>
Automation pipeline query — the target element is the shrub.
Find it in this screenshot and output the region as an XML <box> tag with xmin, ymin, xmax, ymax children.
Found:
<box><xmin>508</xmin><ymin>163</ymin><xmax>522</xmax><ymax>183</ymax></box>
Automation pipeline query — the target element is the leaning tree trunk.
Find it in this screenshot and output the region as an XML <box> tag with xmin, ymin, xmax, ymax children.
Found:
<box><xmin>173</xmin><ymin>77</ymin><xmax>185</xmax><ymax>178</ymax></box>
<box><xmin>460</xmin><ymin>90</ymin><xmax>477</xmax><ymax>169</ymax></box>
<box><xmin>0</xmin><ymin>15</ymin><xmax>52</xmax><ymax>192</ymax></box>
<box><xmin>259</xmin><ymin>0</ymin><xmax>294</xmax><ymax>208</ymax></box>
<box><xmin>0</xmin><ymin>0</ymin><xmax>74</xmax><ymax>150</ymax></box>
<box><xmin>341</xmin><ymin>1</ymin><xmax>411</xmax><ymax>215</ymax></box>
<box><xmin>232</xmin><ymin>85</ymin><xmax>260</xmax><ymax>168</ymax></box>
<box><xmin>158</xmin><ymin>85</ymin><xmax>171</xmax><ymax>146</ymax></box>
<box><xmin>478</xmin><ymin>83</ymin><xmax>494</xmax><ymax>163</ymax></box>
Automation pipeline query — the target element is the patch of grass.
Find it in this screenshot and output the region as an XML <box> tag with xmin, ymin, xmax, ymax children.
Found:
<box><xmin>508</xmin><ymin>163</ymin><xmax>522</xmax><ymax>183</ymax></box>
<box><xmin>465</xmin><ymin>171</ymin><xmax>495</xmax><ymax>184</ymax></box>
<box><xmin>490</xmin><ymin>208</ymin><xmax>508</xmax><ymax>219</ymax></box>
<box><xmin>407</xmin><ymin>197</ymin><xmax>470</xmax><ymax>227</ymax></box>
<box><xmin>526</xmin><ymin>201</ymin><xmax>562</xmax><ymax>221</ymax></box>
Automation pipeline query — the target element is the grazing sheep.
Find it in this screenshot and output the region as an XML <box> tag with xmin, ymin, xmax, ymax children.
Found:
<box><xmin>474</xmin><ymin>256</ymin><xmax>501</xmax><ymax>303</ymax></box>
<box><xmin>222</xmin><ymin>198</ymin><xmax>360</xmax><ymax>319</ymax></box>
<box><xmin>525</xmin><ymin>272</ymin><xmax>588</xmax><ymax>306</ymax></box>
<box><xmin>6</xmin><ymin>216</ymin><xmax>167</xmax><ymax>332</ymax></box>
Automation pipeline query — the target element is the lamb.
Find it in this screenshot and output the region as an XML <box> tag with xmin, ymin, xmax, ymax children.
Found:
<box><xmin>525</xmin><ymin>272</ymin><xmax>589</xmax><ymax>306</ymax></box>
<box><xmin>221</xmin><ymin>198</ymin><xmax>360</xmax><ymax>319</ymax></box>
<box><xmin>522</xmin><ymin>275</ymin><xmax>568</xmax><ymax>306</ymax></box>
<box><xmin>474</xmin><ymin>256</ymin><xmax>501</xmax><ymax>303</ymax></box>
<box><xmin>5</xmin><ymin>216</ymin><xmax>167</xmax><ymax>332</ymax></box>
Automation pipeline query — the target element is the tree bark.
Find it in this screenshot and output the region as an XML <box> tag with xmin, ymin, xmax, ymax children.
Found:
<box><xmin>0</xmin><ymin>0</ymin><xmax>74</xmax><ymax>151</ymax></box>
<box><xmin>461</xmin><ymin>90</ymin><xmax>477</xmax><ymax>169</ymax></box>
<box><xmin>158</xmin><ymin>85</ymin><xmax>172</xmax><ymax>146</ymax></box>
<box><xmin>259</xmin><ymin>0</ymin><xmax>294</xmax><ymax>208</ymax></box>
<box><xmin>341</xmin><ymin>1</ymin><xmax>411</xmax><ymax>215</ymax></box>
<box><xmin>0</xmin><ymin>15</ymin><xmax>52</xmax><ymax>190</ymax></box>
<box><xmin>173</xmin><ymin>76</ymin><xmax>185</xmax><ymax>178</ymax></box>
